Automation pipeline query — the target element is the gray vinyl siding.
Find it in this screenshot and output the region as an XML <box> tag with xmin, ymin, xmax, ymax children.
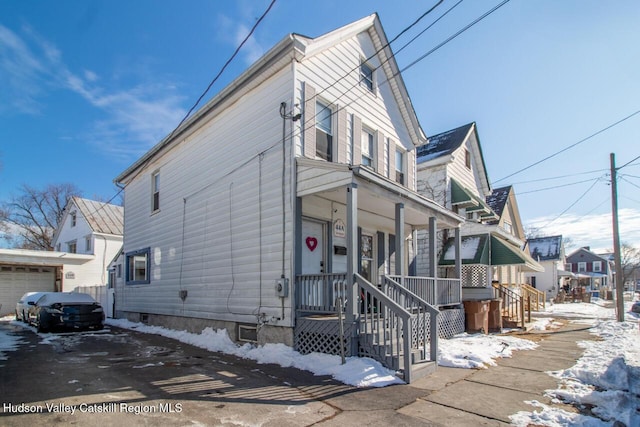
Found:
<box><xmin>118</xmin><ymin>66</ymin><xmax>295</xmax><ymax>325</ymax></box>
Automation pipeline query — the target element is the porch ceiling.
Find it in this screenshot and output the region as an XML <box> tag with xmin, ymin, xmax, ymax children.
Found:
<box><xmin>296</xmin><ymin>158</ymin><xmax>463</xmax><ymax>228</ymax></box>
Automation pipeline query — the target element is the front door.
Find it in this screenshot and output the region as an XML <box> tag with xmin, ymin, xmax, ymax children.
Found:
<box><xmin>301</xmin><ymin>219</ymin><xmax>325</xmax><ymax>274</ymax></box>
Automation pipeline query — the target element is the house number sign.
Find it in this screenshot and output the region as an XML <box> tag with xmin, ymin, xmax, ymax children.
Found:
<box><xmin>333</xmin><ymin>219</ymin><xmax>345</xmax><ymax>238</ymax></box>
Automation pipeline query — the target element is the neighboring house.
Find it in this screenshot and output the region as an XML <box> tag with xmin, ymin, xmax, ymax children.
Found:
<box><xmin>566</xmin><ymin>246</ymin><xmax>613</xmax><ymax>290</ymax></box>
<box><xmin>113</xmin><ymin>14</ymin><xmax>465</xmax><ymax>382</ymax></box>
<box><xmin>524</xmin><ymin>235</ymin><xmax>571</xmax><ymax>299</ymax></box>
<box><xmin>52</xmin><ymin>197</ymin><xmax>124</xmax><ymax>316</ymax></box>
<box><xmin>0</xmin><ymin>197</ymin><xmax>123</xmax><ymax>317</ymax></box>
<box><xmin>416</xmin><ymin>123</ymin><xmax>543</xmax><ymax>302</ymax></box>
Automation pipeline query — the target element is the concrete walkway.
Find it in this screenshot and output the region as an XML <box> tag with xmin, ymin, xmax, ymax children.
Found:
<box><xmin>318</xmin><ymin>320</ymin><xmax>593</xmax><ymax>426</ymax></box>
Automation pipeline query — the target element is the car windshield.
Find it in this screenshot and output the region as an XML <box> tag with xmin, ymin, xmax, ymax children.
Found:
<box><xmin>36</xmin><ymin>292</ymin><xmax>97</xmax><ymax>305</ymax></box>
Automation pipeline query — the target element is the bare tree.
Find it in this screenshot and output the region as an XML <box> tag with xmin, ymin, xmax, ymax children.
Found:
<box><xmin>620</xmin><ymin>243</ymin><xmax>640</xmax><ymax>288</ymax></box>
<box><xmin>0</xmin><ymin>183</ymin><xmax>82</xmax><ymax>250</ymax></box>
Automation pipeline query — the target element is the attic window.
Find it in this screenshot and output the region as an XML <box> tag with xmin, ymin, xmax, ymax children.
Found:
<box><xmin>465</xmin><ymin>149</ymin><xmax>471</xmax><ymax>169</ymax></box>
<box><xmin>71</xmin><ymin>212</ymin><xmax>77</xmax><ymax>227</ymax></box>
<box><xmin>152</xmin><ymin>171</ymin><xmax>160</xmax><ymax>212</ymax></box>
<box><xmin>360</xmin><ymin>60</ymin><xmax>374</xmax><ymax>92</ymax></box>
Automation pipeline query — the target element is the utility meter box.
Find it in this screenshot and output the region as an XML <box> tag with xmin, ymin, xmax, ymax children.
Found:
<box><xmin>275</xmin><ymin>278</ymin><xmax>289</xmax><ymax>298</ymax></box>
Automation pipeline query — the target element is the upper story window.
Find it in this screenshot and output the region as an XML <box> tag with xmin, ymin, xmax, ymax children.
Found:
<box><xmin>315</xmin><ymin>101</ymin><xmax>333</xmax><ymax>161</ymax></box>
<box><xmin>503</xmin><ymin>222</ymin><xmax>513</xmax><ymax>235</ymax></box>
<box><xmin>361</xmin><ymin>128</ymin><xmax>374</xmax><ymax>167</ymax></box>
<box><xmin>395</xmin><ymin>148</ymin><xmax>405</xmax><ymax>185</ymax></box>
<box><xmin>593</xmin><ymin>261</ymin><xmax>602</xmax><ymax>272</ymax></box>
<box><xmin>67</xmin><ymin>240</ymin><xmax>77</xmax><ymax>254</ymax></box>
<box><xmin>85</xmin><ymin>235</ymin><xmax>92</xmax><ymax>253</ymax></box>
<box><xmin>465</xmin><ymin>149</ymin><xmax>471</xmax><ymax>169</ymax></box>
<box><xmin>360</xmin><ymin>60</ymin><xmax>374</xmax><ymax>92</ymax></box>
<box><xmin>71</xmin><ymin>212</ymin><xmax>77</xmax><ymax>227</ymax></box>
<box><xmin>152</xmin><ymin>171</ymin><xmax>160</xmax><ymax>212</ymax></box>
<box><xmin>578</xmin><ymin>262</ymin><xmax>587</xmax><ymax>272</ymax></box>
<box><xmin>565</xmin><ymin>263</ymin><xmax>572</xmax><ymax>271</ymax></box>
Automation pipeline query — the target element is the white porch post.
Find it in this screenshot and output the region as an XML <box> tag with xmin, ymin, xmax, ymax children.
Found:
<box><xmin>346</xmin><ymin>183</ymin><xmax>358</xmax><ymax>320</ymax></box>
<box><xmin>395</xmin><ymin>203</ymin><xmax>405</xmax><ymax>277</ymax></box>
<box><xmin>454</xmin><ymin>227</ymin><xmax>462</xmax><ymax>280</ymax></box>
<box><xmin>429</xmin><ymin>217</ymin><xmax>437</xmax><ymax>278</ymax></box>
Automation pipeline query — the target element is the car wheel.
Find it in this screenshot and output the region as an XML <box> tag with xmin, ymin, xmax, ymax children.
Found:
<box><xmin>36</xmin><ymin>316</ymin><xmax>48</xmax><ymax>333</ymax></box>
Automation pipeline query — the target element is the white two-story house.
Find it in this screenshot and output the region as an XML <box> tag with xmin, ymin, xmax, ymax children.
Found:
<box><xmin>113</xmin><ymin>14</ymin><xmax>464</xmax><ymax>382</ymax></box>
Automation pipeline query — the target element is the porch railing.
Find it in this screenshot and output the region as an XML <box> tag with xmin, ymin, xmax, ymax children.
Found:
<box><xmin>388</xmin><ymin>275</ymin><xmax>461</xmax><ymax>306</ymax></box>
<box><xmin>357</xmin><ymin>274</ymin><xmax>438</xmax><ymax>384</ymax></box>
<box><xmin>521</xmin><ymin>284</ymin><xmax>546</xmax><ymax>311</ymax></box>
<box><xmin>492</xmin><ymin>283</ymin><xmax>529</xmax><ymax>327</ymax></box>
<box><xmin>296</xmin><ymin>273</ymin><xmax>347</xmax><ymax>313</ymax></box>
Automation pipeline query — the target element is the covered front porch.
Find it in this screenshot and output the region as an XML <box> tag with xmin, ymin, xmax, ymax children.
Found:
<box><xmin>294</xmin><ymin>159</ymin><xmax>464</xmax><ymax>382</ymax></box>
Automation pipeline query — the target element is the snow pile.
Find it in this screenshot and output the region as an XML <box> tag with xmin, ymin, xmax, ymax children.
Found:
<box><xmin>106</xmin><ymin>318</ymin><xmax>402</xmax><ymax>388</ymax></box>
<box><xmin>438</xmin><ymin>333</ymin><xmax>537</xmax><ymax>369</ymax></box>
<box><xmin>511</xmin><ymin>300</ymin><xmax>640</xmax><ymax>426</ymax></box>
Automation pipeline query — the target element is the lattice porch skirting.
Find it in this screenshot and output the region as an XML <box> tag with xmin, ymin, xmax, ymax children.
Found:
<box><xmin>294</xmin><ymin>316</ymin><xmax>357</xmax><ymax>357</ymax></box>
<box><xmin>438</xmin><ymin>307</ymin><xmax>465</xmax><ymax>338</ymax></box>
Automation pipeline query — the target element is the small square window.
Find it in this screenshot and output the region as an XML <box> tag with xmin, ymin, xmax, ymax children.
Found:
<box><xmin>360</xmin><ymin>61</ymin><xmax>374</xmax><ymax>92</ymax></box>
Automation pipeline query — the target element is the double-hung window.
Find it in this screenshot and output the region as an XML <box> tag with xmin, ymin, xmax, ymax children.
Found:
<box><xmin>152</xmin><ymin>171</ymin><xmax>160</xmax><ymax>212</ymax></box>
<box><xmin>578</xmin><ymin>262</ymin><xmax>587</xmax><ymax>273</ymax></box>
<box><xmin>593</xmin><ymin>261</ymin><xmax>602</xmax><ymax>272</ymax></box>
<box><xmin>395</xmin><ymin>148</ymin><xmax>405</xmax><ymax>184</ymax></box>
<box><xmin>361</xmin><ymin>129</ymin><xmax>374</xmax><ymax>167</ymax></box>
<box><xmin>126</xmin><ymin>248</ymin><xmax>151</xmax><ymax>285</ymax></box>
<box><xmin>315</xmin><ymin>101</ymin><xmax>333</xmax><ymax>161</ymax></box>
<box><xmin>67</xmin><ymin>240</ymin><xmax>77</xmax><ymax>254</ymax></box>
<box><xmin>360</xmin><ymin>60</ymin><xmax>374</xmax><ymax>92</ymax></box>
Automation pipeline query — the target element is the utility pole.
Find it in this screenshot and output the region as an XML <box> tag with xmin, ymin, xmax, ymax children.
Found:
<box><xmin>610</xmin><ymin>153</ymin><xmax>625</xmax><ymax>322</ymax></box>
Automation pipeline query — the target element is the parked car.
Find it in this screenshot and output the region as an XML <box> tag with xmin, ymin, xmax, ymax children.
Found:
<box><xmin>15</xmin><ymin>292</ymin><xmax>51</xmax><ymax>323</ymax></box>
<box><xmin>631</xmin><ymin>301</ymin><xmax>640</xmax><ymax>314</ymax></box>
<box><xmin>30</xmin><ymin>292</ymin><xmax>104</xmax><ymax>333</ymax></box>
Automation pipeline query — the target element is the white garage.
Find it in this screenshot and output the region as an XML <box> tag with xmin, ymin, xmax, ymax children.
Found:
<box><xmin>0</xmin><ymin>248</ymin><xmax>95</xmax><ymax>317</ymax></box>
<box><xmin>0</xmin><ymin>264</ymin><xmax>57</xmax><ymax>316</ymax></box>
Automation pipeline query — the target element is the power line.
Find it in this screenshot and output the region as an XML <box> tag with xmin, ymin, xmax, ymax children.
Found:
<box><xmin>617</xmin><ymin>154</ymin><xmax>640</xmax><ymax>170</ymax></box>
<box><xmin>620</xmin><ymin>175</ymin><xmax>640</xmax><ymax>191</ymax></box>
<box><xmin>493</xmin><ymin>109</ymin><xmax>640</xmax><ymax>184</ymax></box>
<box><xmin>79</xmin><ymin>1</ymin><xmax>278</xmax><ymax>220</ymax></box>
<box><xmin>535</xmin><ymin>177</ymin><xmax>603</xmax><ymax>229</ymax></box>
<box><xmin>509</xmin><ymin>168</ymin><xmax>608</xmax><ymax>185</ymax></box>
<box><xmin>168</xmin><ymin>0</ymin><xmax>277</xmax><ymax>142</ymax></box>
<box><xmin>516</xmin><ymin>177</ymin><xmax>605</xmax><ymax>195</ymax></box>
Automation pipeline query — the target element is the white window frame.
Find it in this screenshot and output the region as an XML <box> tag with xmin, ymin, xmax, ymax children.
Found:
<box><xmin>71</xmin><ymin>212</ymin><xmax>77</xmax><ymax>227</ymax></box>
<box><xmin>578</xmin><ymin>262</ymin><xmax>587</xmax><ymax>272</ymax></box>
<box><xmin>152</xmin><ymin>171</ymin><xmax>160</xmax><ymax>213</ymax></box>
<box><xmin>85</xmin><ymin>235</ymin><xmax>92</xmax><ymax>252</ymax></box>
<box><xmin>67</xmin><ymin>240</ymin><xmax>77</xmax><ymax>254</ymax></box>
<box><xmin>360</xmin><ymin>60</ymin><xmax>374</xmax><ymax>92</ymax></box>
<box><xmin>361</xmin><ymin>127</ymin><xmax>374</xmax><ymax>167</ymax></box>
<box><xmin>593</xmin><ymin>261</ymin><xmax>602</xmax><ymax>272</ymax></box>
<box><xmin>315</xmin><ymin>100</ymin><xmax>333</xmax><ymax>161</ymax></box>
<box><xmin>395</xmin><ymin>147</ymin><xmax>405</xmax><ymax>185</ymax></box>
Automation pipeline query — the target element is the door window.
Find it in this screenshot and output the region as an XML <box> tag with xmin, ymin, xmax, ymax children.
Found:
<box><xmin>361</xmin><ymin>234</ymin><xmax>374</xmax><ymax>282</ymax></box>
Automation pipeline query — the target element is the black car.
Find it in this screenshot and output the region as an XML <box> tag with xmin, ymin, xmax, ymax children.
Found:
<box><xmin>632</xmin><ymin>301</ymin><xmax>640</xmax><ymax>314</ymax></box>
<box><xmin>30</xmin><ymin>292</ymin><xmax>105</xmax><ymax>333</ymax></box>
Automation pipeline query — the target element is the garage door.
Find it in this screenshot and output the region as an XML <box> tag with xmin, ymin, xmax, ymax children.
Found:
<box><xmin>0</xmin><ymin>265</ymin><xmax>56</xmax><ymax>316</ymax></box>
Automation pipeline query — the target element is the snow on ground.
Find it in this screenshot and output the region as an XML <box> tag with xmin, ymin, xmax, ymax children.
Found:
<box><xmin>511</xmin><ymin>298</ymin><xmax>640</xmax><ymax>427</ymax></box>
<box><xmin>0</xmin><ymin>325</ymin><xmax>25</xmax><ymax>363</ymax></box>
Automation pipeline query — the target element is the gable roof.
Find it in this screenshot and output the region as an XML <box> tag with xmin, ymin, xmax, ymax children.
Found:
<box><xmin>115</xmin><ymin>14</ymin><xmax>425</xmax><ymax>185</ymax></box>
<box><xmin>72</xmin><ymin>197</ymin><xmax>124</xmax><ymax>235</ymax></box>
<box><xmin>416</xmin><ymin>122</ymin><xmax>492</xmax><ymax>195</ymax></box>
<box><xmin>566</xmin><ymin>246</ymin><xmax>610</xmax><ymax>263</ymax></box>
<box><xmin>416</xmin><ymin>122</ymin><xmax>474</xmax><ymax>163</ymax></box>
<box><xmin>485</xmin><ymin>186</ymin><xmax>511</xmax><ymax>220</ymax></box>
<box><xmin>526</xmin><ymin>235</ymin><xmax>563</xmax><ymax>261</ymax></box>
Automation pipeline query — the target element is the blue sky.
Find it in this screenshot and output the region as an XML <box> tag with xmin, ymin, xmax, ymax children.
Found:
<box><xmin>1</xmin><ymin>0</ymin><xmax>639</xmax><ymax>252</ymax></box>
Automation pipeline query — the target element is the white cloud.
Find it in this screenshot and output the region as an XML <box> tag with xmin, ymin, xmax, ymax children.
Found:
<box><xmin>526</xmin><ymin>208</ymin><xmax>640</xmax><ymax>252</ymax></box>
<box><xmin>216</xmin><ymin>14</ymin><xmax>266</xmax><ymax>66</ymax></box>
<box><xmin>0</xmin><ymin>24</ymin><xmax>186</xmax><ymax>161</ymax></box>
